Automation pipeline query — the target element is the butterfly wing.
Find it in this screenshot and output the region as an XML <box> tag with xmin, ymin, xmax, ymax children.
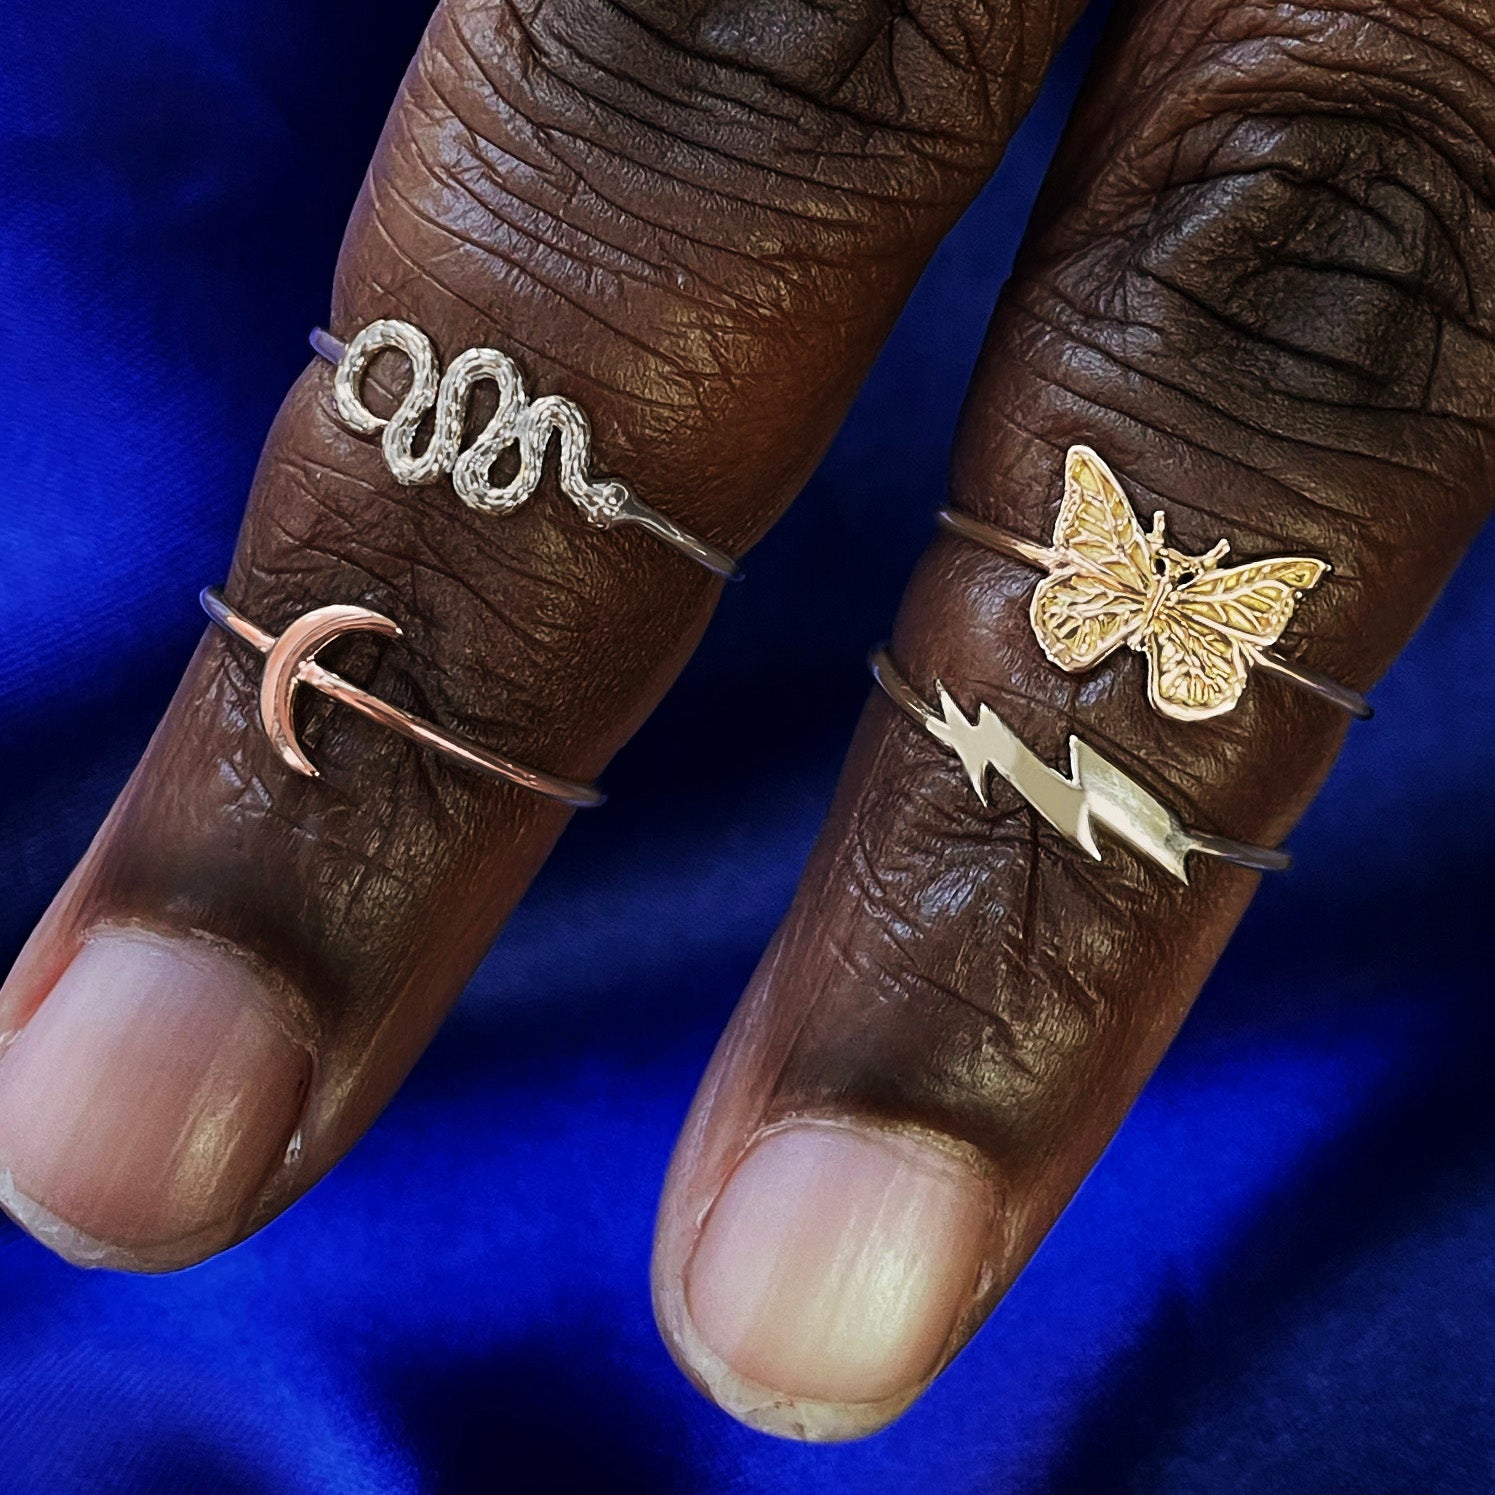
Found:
<box><xmin>1051</xmin><ymin>446</ymin><xmax>1156</xmax><ymax>590</ymax></box>
<box><xmin>1147</xmin><ymin>555</ymin><xmax>1329</xmax><ymax>720</ymax></box>
<box><xmin>1032</xmin><ymin>571</ymin><xmax>1150</xmax><ymax>672</ymax></box>
<box><xmin>1030</xmin><ymin>446</ymin><xmax>1155</xmax><ymax>671</ymax></box>
<box><xmin>1144</xmin><ymin>617</ymin><xmax>1252</xmax><ymax>720</ymax></box>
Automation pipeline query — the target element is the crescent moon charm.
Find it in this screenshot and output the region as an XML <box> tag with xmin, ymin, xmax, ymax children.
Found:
<box><xmin>199</xmin><ymin>588</ymin><xmax>604</xmax><ymax>808</ymax></box>
<box><xmin>259</xmin><ymin>604</ymin><xmax>402</xmax><ymax>778</ymax></box>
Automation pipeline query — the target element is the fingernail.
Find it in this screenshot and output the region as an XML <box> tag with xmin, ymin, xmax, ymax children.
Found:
<box><xmin>682</xmin><ymin>1119</ymin><xmax>992</xmax><ymax>1431</ymax></box>
<box><xmin>0</xmin><ymin>928</ymin><xmax>310</xmax><ymax>1270</ymax></box>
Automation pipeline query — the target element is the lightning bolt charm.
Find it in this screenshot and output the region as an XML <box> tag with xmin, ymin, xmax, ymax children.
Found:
<box><xmin>869</xmin><ymin>649</ymin><xmax>1290</xmax><ymax>882</ymax></box>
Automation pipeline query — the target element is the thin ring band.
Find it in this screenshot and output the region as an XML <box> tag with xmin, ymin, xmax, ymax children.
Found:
<box><xmin>936</xmin><ymin>506</ymin><xmax>1372</xmax><ymax>721</ymax></box>
<box><xmin>309</xmin><ymin>328</ymin><xmax>741</xmax><ymax>582</ymax></box>
<box><xmin>869</xmin><ymin>647</ymin><xmax>1291</xmax><ymax>879</ymax></box>
<box><xmin>201</xmin><ymin>587</ymin><xmax>604</xmax><ymax>809</ymax></box>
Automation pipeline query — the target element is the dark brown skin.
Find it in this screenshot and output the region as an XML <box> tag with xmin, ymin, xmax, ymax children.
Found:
<box><xmin>4</xmin><ymin>0</ymin><xmax>1493</xmax><ymax>1442</ymax></box>
<box><xmin>654</xmin><ymin>1</ymin><xmax>1495</xmax><ymax>1431</ymax></box>
<box><xmin>1</xmin><ymin>0</ymin><xmax>1082</xmax><ymax>1213</ymax></box>
<box><xmin>753</xmin><ymin>0</ymin><xmax>1495</xmax><ymax>1246</ymax></box>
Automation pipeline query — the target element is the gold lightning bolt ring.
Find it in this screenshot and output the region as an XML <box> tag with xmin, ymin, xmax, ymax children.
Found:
<box><xmin>871</xmin><ymin>648</ymin><xmax>1289</xmax><ymax>881</ymax></box>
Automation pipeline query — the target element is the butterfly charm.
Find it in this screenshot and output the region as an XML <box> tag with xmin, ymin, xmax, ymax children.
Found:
<box><xmin>1028</xmin><ymin>447</ymin><xmax>1329</xmax><ymax>721</ymax></box>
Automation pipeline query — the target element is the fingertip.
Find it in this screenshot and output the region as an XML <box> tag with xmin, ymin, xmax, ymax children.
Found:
<box><xmin>655</xmin><ymin>1116</ymin><xmax>996</xmax><ymax>1441</ymax></box>
<box><xmin>655</xmin><ymin>1266</ymin><xmax>925</xmax><ymax>1443</ymax></box>
<box><xmin>0</xmin><ymin>926</ymin><xmax>311</xmax><ymax>1271</ymax></box>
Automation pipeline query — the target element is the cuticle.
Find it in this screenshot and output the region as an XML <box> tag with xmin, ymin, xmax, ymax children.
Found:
<box><xmin>739</xmin><ymin>1109</ymin><xmax>1003</xmax><ymax>1203</ymax></box>
<box><xmin>83</xmin><ymin>917</ymin><xmax>323</xmax><ymax>1056</ymax></box>
<box><xmin>690</xmin><ymin>1109</ymin><xmax>1004</xmax><ymax>1237</ymax></box>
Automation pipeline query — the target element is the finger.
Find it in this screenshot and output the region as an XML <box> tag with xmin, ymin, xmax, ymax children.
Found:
<box><xmin>654</xmin><ymin>0</ymin><xmax>1495</xmax><ymax>1439</ymax></box>
<box><xmin>0</xmin><ymin>0</ymin><xmax>1084</xmax><ymax>1270</ymax></box>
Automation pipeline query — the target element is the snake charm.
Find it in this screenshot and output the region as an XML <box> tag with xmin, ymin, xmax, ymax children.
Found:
<box><xmin>329</xmin><ymin>318</ymin><xmax>628</xmax><ymax>527</ymax></box>
<box><xmin>315</xmin><ymin>318</ymin><xmax>740</xmax><ymax>577</ymax></box>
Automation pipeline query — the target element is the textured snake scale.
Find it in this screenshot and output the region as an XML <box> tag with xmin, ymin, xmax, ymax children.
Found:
<box><xmin>332</xmin><ymin>318</ymin><xmax>629</xmax><ymax>527</ymax></box>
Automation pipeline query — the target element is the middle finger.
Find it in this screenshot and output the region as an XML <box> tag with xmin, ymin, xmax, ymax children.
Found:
<box><xmin>655</xmin><ymin>0</ymin><xmax>1495</xmax><ymax>1438</ymax></box>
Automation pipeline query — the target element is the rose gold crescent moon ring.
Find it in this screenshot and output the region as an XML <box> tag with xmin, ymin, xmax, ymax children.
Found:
<box><xmin>200</xmin><ymin>587</ymin><xmax>604</xmax><ymax>809</ymax></box>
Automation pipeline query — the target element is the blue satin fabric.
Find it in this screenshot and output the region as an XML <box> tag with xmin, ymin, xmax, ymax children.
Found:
<box><xmin>2</xmin><ymin>2</ymin><xmax>1492</xmax><ymax>1490</ymax></box>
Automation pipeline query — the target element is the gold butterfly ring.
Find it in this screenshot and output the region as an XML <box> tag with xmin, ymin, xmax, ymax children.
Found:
<box><xmin>938</xmin><ymin>446</ymin><xmax>1370</xmax><ymax>723</ymax></box>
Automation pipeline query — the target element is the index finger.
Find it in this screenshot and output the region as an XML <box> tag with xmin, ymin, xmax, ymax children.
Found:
<box><xmin>0</xmin><ymin>0</ymin><xmax>1083</xmax><ymax>1268</ymax></box>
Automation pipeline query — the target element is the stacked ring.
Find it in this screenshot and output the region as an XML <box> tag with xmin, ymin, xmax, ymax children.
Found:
<box><xmin>310</xmin><ymin>322</ymin><xmax>741</xmax><ymax>581</ymax></box>
<box><xmin>202</xmin><ymin>587</ymin><xmax>603</xmax><ymax>809</ymax></box>
<box><xmin>937</xmin><ymin>445</ymin><xmax>1369</xmax><ymax>723</ymax></box>
<box><xmin>869</xmin><ymin>647</ymin><xmax>1290</xmax><ymax>882</ymax></box>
